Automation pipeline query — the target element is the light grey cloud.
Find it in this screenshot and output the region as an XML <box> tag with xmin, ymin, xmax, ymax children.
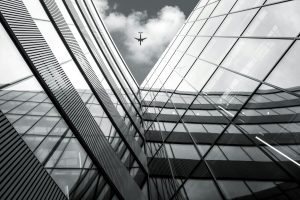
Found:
<box><xmin>95</xmin><ymin>0</ymin><xmax>186</xmax><ymax>83</ymax></box>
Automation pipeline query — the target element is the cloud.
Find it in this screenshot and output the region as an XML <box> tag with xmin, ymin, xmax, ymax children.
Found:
<box><xmin>95</xmin><ymin>0</ymin><xmax>186</xmax><ymax>83</ymax></box>
<box><xmin>93</xmin><ymin>0</ymin><xmax>109</xmax><ymax>15</ymax></box>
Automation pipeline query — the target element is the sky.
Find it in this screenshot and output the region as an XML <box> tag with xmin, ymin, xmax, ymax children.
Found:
<box><xmin>94</xmin><ymin>0</ymin><xmax>199</xmax><ymax>84</ymax></box>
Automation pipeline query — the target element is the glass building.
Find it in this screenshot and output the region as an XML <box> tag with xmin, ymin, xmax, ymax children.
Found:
<box><xmin>0</xmin><ymin>0</ymin><xmax>300</xmax><ymax>199</ymax></box>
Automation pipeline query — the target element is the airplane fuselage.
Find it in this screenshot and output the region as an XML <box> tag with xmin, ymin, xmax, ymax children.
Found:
<box><xmin>135</xmin><ymin>32</ymin><xmax>147</xmax><ymax>45</ymax></box>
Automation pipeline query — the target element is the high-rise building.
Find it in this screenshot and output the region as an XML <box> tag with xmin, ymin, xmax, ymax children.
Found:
<box><xmin>0</xmin><ymin>0</ymin><xmax>300</xmax><ymax>200</ymax></box>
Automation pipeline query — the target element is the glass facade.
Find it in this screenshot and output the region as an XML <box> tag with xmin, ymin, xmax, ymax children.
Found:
<box><xmin>1</xmin><ymin>0</ymin><xmax>300</xmax><ymax>199</ymax></box>
<box><xmin>142</xmin><ymin>0</ymin><xmax>300</xmax><ymax>199</ymax></box>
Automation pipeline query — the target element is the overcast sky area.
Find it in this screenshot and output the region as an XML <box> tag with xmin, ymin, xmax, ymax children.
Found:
<box><xmin>94</xmin><ymin>0</ymin><xmax>199</xmax><ymax>84</ymax></box>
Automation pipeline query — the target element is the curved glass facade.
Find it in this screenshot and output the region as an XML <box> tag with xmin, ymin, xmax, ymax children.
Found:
<box><xmin>142</xmin><ymin>0</ymin><xmax>300</xmax><ymax>199</ymax></box>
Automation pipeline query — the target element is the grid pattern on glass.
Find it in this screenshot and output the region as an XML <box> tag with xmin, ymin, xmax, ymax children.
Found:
<box><xmin>40</xmin><ymin>0</ymin><xmax>148</xmax><ymax>179</ymax></box>
<box><xmin>2</xmin><ymin>0</ymin><xmax>300</xmax><ymax>199</ymax></box>
<box><xmin>0</xmin><ymin>1</ymin><xmax>142</xmax><ymax>197</ymax></box>
<box><xmin>141</xmin><ymin>0</ymin><xmax>300</xmax><ymax>199</ymax></box>
<box><xmin>62</xmin><ymin>0</ymin><xmax>146</xmax><ymax>150</ymax></box>
<box><xmin>0</xmin><ymin>83</ymin><xmax>112</xmax><ymax>199</ymax></box>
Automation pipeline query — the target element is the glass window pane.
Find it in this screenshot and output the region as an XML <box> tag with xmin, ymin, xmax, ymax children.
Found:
<box><xmin>219</xmin><ymin>146</ymin><xmax>251</xmax><ymax>161</ymax></box>
<box><xmin>13</xmin><ymin>92</ymin><xmax>37</xmax><ymax>101</ymax></box>
<box><xmin>211</xmin><ymin>0</ymin><xmax>236</xmax><ymax>16</ymax></box>
<box><xmin>242</xmin><ymin>147</ymin><xmax>270</xmax><ymax>161</ymax></box>
<box><xmin>27</xmin><ymin>117</ymin><xmax>60</xmax><ymax>135</ymax></box>
<box><xmin>170</xmin><ymin>36</ymin><xmax>184</xmax><ymax>50</ymax></box>
<box><xmin>169</xmin><ymin>144</ymin><xmax>200</xmax><ymax>160</ymax></box>
<box><xmin>49</xmin><ymin>120</ymin><xmax>68</xmax><ymax>136</ymax></box>
<box><xmin>174</xmin><ymin>54</ymin><xmax>196</xmax><ymax>75</ymax></box>
<box><xmin>232</xmin><ymin>0</ymin><xmax>264</xmax><ymax>12</ymax></box>
<box><xmin>177</xmin><ymin>36</ymin><xmax>194</xmax><ymax>52</ymax></box>
<box><xmin>0</xmin><ymin>101</ymin><xmax>22</xmax><ymax>113</ymax></box>
<box><xmin>198</xmin><ymin>2</ymin><xmax>218</xmax><ymax>20</ymax></box>
<box><xmin>29</xmin><ymin>93</ymin><xmax>48</xmax><ymax>102</ymax></box>
<box><xmin>222</xmin><ymin>39</ymin><xmax>290</xmax><ymax>80</ymax></box>
<box><xmin>5</xmin><ymin>114</ymin><xmax>22</xmax><ymax>124</ymax></box>
<box><xmin>200</xmin><ymin>38</ymin><xmax>236</xmax><ymax>65</ymax></box>
<box><xmin>218</xmin><ymin>181</ymin><xmax>251</xmax><ymax>199</ymax></box>
<box><xmin>10</xmin><ymin>102</ymin><xmax>38</xmax><ymax>115</ymax></box>
<box><xmin>186</xmin><ymin>37</ymin><xmax>210</xmax><ymax>57</ymax></box>
<box><xmin>180</xmin><ymin>22</ymin><xmax>193</xmax><ymax>35</ymax></box>
<box><xmin>13</xmin><ymin>116</ymin><xmax>41</xmax><ymax>134</ymax></box>
<box><xmin>35</xmin><ymin>136</ymin><xmax>60</xmax><ymax>163</ymax></box>
<box><xmin>182</xmin><ymin>59</ymin><xmax>217</xmax><ymax>92</ymax></box>
<box><xmin>184</xmin><ymin>180</ymin><xmax>222</xmax><ymax>200</ymax></box>
<box><xmin>188</xmin><ymin>8</ymin><xmax>202</xmax><ymax>22</ymax></box>
<box><xmin>265</xmin><ymin>41</ymin><xmax>300</xmax><ymax>89</ymax></box>
<box><xmin>50</xmin><ymin>169</ymin><xmax>82</xmax><ymax>197</ymax></box>
<box><xmin>176</xmin><ymin>79</ymin><xmax>197</xmax><ymax>93</ymax></box>
<box><xmin>22</xmin><ymin>135</ymin><xmax>44</xmax><ymax>151</ymax></box>
<box><xmin>246</xmin><ymin>181</ymin><xmax>276</xmax><ymax>193</ymax></box>
<box><xmin>196</xmin><ymin>0</ymin><xmax>209</xmax><ymax>9</ymax></box>
<box><xmin>216</xmin><ymin>9</ymin><xmax>257</xmax><ymax>36</ymax></box>
<box><xmin>87</xmin><ymin>103</ymin><xmax>105</xmax><ymax>117</ymax></box>
<box><xmin>28</xmin><ymin>103</ymin><xmax>53</xmax><ymax>115</ymax></box>
<box><xmin>163</xmin><ymin>71</ymin><xmax>183</xmax><ymax>91</ymax></box>
<box><xmin>205</xmin><ymin>146</ymin><xmax>227</xmax><ymax>160</ymax></box>
<box><xmin>188</xmin><ymin>20</ymin><xmax>205</xmax><ymax>36</ymax></box>
<box><xmin>199</xmin><ymin>16</ymin><xmax>225</xmax><ymax>36</ymax></box>
<box><xmin>203</xmin><ymin>68</ymin><xmax>259</xmax><ymax>94</ymax></box>
<box><xmin>56</xmin><ymin>138</ymin><xmax>88</xmax><ymax>168</ymax></box>
<box><xmin>244</xmin><ymin>1</ymin><xmax>300</xmax><ymax>37</ymax></box>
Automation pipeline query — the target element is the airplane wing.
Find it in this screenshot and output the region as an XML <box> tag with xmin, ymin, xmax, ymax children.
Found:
<box><xmin>141</xmin><ymin>37</ymin><xmax>147</xmax><ymax>41</ymax></box>
<box><xmin>134</xmin><ymin>37</ymin><xmax>140</xmax><ymax>41</ymax></box>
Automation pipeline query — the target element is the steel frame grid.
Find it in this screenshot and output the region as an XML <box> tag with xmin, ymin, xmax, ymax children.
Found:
<box><xmin>39</xmin><ymin>0</ymin><xmax>148</xmax><ymax>177</ymax></box>
<box><xmin>0</xmin><ymin>0</ymin><xmax>146</xmax><ymax>199</ymax></box>
<box><xmin>141</xmin><ymin>0</ymin><xmax>300</xmax><ymax>199</ymax></box>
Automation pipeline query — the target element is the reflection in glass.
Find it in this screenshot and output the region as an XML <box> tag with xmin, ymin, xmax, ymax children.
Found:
<box><xmin>244</xmin><ymin>1</ymin><xmax>300</xmax><ymax>37</ymax></box>
<box><xmin>222</xmin><ymin>39</ymin><xmax>290</xmax><ymax>80</ymax></box>
<box><xmin>266</xmin><ymin>41</ymin><xmax>300</xmax><ymax>90</ymax></box>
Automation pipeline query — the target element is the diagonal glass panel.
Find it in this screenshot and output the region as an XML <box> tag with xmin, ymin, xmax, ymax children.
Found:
<box><xmin>188</xmin><ymin>20</ymin><xmax>205</xmax><ymax>36</ymax></box>
<box><xmin>200</xmin><ymin>37</ymin><xmax>236</xmax><ymax>65</ymax></box>
<box><xmin>234</xmin><ymin>84</ymin><xmax>300</xmax><ymax>179</ymax></box>
<box><xmin>215</xmin><ymin>8</ymin><xmax>257</xmax><ymax>37</ymax></box>
<box><xmin>186</xmin><ymin>37</ymin><xmax>210</xmax><ymax>57</ymax></box>
<box><xmin>244</xmin><ymin>1</ymin><xmax>300</xmax><ymax>37</ymax></box>
<box><xmin>178</xmin><ymin>179</ymin><xmax>222</xmax><ymax>200</ymax></box>
<box><xmin>177</xmin><ymin>36</ymin><xmax>195</xmax><ymax>52</ymax></box>
<box><xmin>201</xmin><ymin>123</ymin><xmax>299</xmax><ymax>199</ymax></box>
<box><xmin>198</xmin><ymin>15</ymin><xmax>225</xmax><ymax>36</ymax></box>
<box><xmin>198</xmin><ymin>2</ymin><xmax>218</xmax><ymax>20</ymax></box>
<box><xmin>212</xmin><ymin>0</ymin><xmax>237</xmax><ymax>17</ymax></box>
<box><xmin>221</xmin><ymin>38</ymin><xmax>291</xmax><ymax>80</ymax></box>
<box><xmin>231</xmin><ymin>0</ymin><xmax>264</xmax><ymax>12</ymax></box>
<box><xmin>177</xmin><ymin>59</ymin><xmax>217</xmax><ymax>92</ymax></box>
<box><xmin>265</xmin><ymin>41</ymin><xmax>300</xmax><ymax>91</ymax></box>
<box><xmin>202</xmin><ymin>68</ymin><xmax>259</xmax><ymax>110</ymax></box>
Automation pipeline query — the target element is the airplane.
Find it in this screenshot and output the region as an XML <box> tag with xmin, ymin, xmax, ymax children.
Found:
<box><xmin>135</xmin><ymin>32</ymin><xmax>147</xmax><ymax>45</ymax></box>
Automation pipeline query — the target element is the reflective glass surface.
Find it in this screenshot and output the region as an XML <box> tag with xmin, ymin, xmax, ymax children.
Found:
<box><xmin>141</xmin><ymin>0</ymin><xmax>300</xmax><ymax>198</ymax></box>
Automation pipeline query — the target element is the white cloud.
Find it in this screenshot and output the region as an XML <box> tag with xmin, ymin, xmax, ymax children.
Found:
<box><xmin>95</xmin><ymin>0</ymin><xmax>186</xmax><ymax>83</ymax></box>
<box><xmin>93</xmin><ymin>0</ymin><xmax>109</xmax><ymax>15</ymax></box>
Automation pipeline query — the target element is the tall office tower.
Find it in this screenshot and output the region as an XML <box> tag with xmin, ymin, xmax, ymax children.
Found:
<box><xmin>0</xmin><ymin>0</ymin><xmax>300</xmax><ymax>200</ymax></box>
